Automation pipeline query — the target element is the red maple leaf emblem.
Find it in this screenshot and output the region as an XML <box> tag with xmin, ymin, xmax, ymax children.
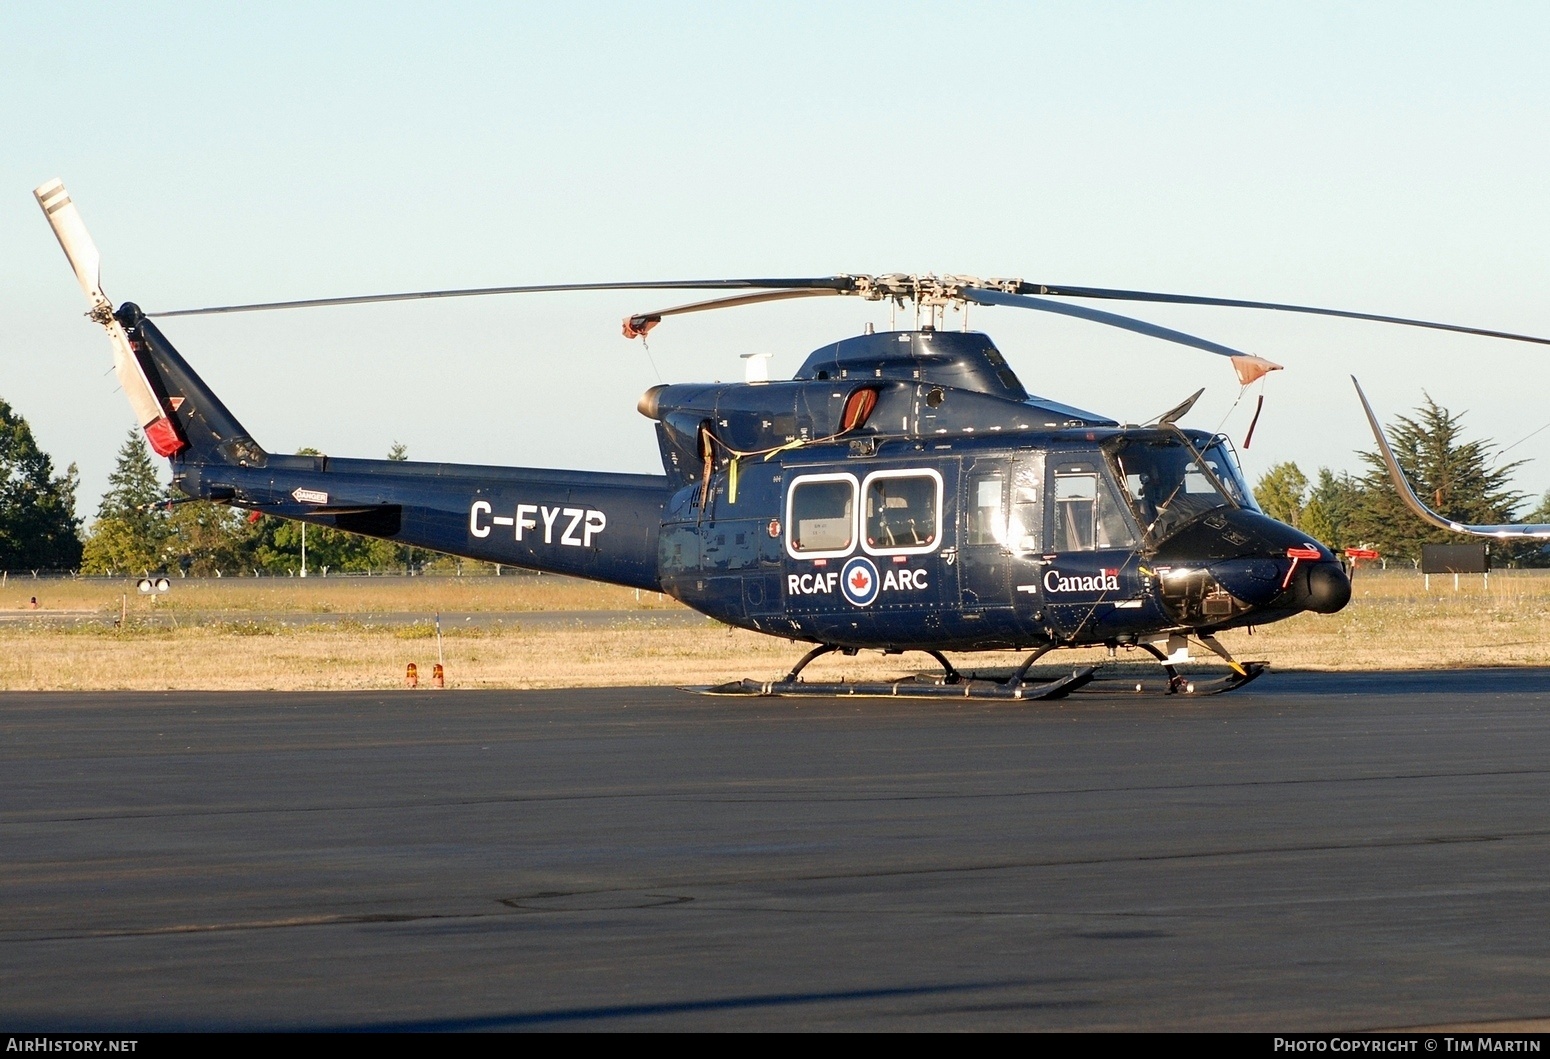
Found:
<box><xmin>850</xmin><ymin>570</ymin><xmax>870</xmax><ymax>591</ymax></box>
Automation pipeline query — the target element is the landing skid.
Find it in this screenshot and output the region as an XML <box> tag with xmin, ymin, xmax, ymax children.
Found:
<box><xmin>1135</xmin><ymin>636</ymin><xmax>1268</xmax><ymax>696</ymax></box>
<box><xmin>1126</xmin><ymin>660</ymin><xmax>1269</xmax><ymax>696</ymax></box>
<box><xmin>695</xmin><ymin>637</ymin><xmax>1266</xmax><ymax>701</ymax></box>
<box><xmin>700</xmin><ymin>641</ymin><xmax>1093</xmax><ymax>700</ymax></box>
<box><xmin>700</xmin><ymin>667</ymin><xmax>1097</xmax><ymax>701</ymax></box>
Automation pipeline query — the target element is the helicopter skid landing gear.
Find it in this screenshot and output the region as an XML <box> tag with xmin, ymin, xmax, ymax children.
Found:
<box><xmin>925</xmin><ymin>650</ymin><xmax>964</xmax><ymax>685</ymax></box>
<box><xmin>998</xmin><ymin>641</ymin><xmax>1097</xmax><ymax>700</ymax></box>
<box><xmin>1136</xmin><ymin>637</ymin><xmax>1267</xmax><ymax>695</ymax></box>
<box><xmin>780</xmin><ymin>643</ymin><xmax>847</xmax><ymax>684</ymax></box>
<box><xmin>699</xmin><ymin>643</ymin><xmax>1095</xmax><ymax>701</ymax></box>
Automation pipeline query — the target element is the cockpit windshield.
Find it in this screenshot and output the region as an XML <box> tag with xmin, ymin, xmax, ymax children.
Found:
<box><xmin>1105</xmin><ymin>432</ymin><xmax>1239</xmax><ymax>542</ymax></box>
<box><xmin>1201</xmin><ymin>437</ymin><xmax>1258</xmax><ymax>511</ymax></box>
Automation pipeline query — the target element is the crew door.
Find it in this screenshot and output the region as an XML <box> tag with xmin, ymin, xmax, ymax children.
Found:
<box><xmin>960</xmin><ymin>456</ymin><xmax>1012</xmax><ymax>613</ymax></box>
<box><xmin>961</xmin><ymin>453</ymin><xmax>1049</xmax><ymax>641</ymax></box>
<box><xmin>1042</xmin><ymin>453</ymin><xmax>1143</xmax><ymax>640</ymax></box>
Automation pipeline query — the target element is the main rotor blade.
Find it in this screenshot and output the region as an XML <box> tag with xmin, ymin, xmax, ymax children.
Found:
<box><xmin>1351</xmin><ymin>377</ymin><xmax>1550</xmax><ymax>539</ymax></box>
<box><xmin>624</xmin><ymin>288</ymin><xmax>843</xmax><ymax>338</ymax></box>
<box><xmin>1022</xmin><ymin>283</ymin><xmax>1550</xmax><ymax>348</ymax></box>
<box><xmin>962</xmin><ymin>287</ymin><xmax>1282</xmax><ymax>385</ymax></box>
<box><xmin>149</xmin><ymin>277</ymin><xmax>860</xmax><ymax>318</ymax></box>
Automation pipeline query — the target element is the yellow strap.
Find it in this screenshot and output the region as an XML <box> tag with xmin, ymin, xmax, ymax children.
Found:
<box><xmin>702</xmin><ymin>433</ymin><xmax>828</xmax><ymax>506</ymax></box>
<box><xmin>762</xmin><ymin>439</ymin><xmax>807</xmax><ymax>461</ymax></box>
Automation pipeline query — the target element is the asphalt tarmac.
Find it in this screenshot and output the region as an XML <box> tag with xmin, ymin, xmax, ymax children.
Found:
<box><xmin>4</xmin><ymin>668</ymin><xmax>1550</xmax><ymax>1031</ymax></box>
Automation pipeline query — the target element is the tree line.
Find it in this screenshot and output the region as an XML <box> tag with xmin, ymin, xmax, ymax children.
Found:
<box><xmin>0</xmin><ymin>395</ymin><xmax>452</xmax><ymax>575</ymax></box>
<box><xmin>0</xmin><ymin>398</ymin><xmax>83</xmax><ymax>570</ymax></box>
<box><xmin>1</xmin><ymin>391</ymin><xmax>1546</xmax><ymax>573</ymax></box>
<box><xmin>80</xmin><ymin>432</ymin><xmax>443</xmax><ymax>576</ymax></box>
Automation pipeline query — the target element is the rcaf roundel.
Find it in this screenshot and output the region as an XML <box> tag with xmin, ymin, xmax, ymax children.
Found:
<box><xmin>840</xmin><ymin>556</ymin><xmax>880</xmax><ymax>607</ymax></box>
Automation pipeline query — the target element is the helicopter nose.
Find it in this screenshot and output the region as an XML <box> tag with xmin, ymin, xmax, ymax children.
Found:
<box><xmin>1200</xmin><ymin>552</ymin><xmax>1351</xmax><ymax>614</ymax></box>
<box><xmin>1288</xmin><ymin>559</ymin><xmax>1352</xmax><ymax>614</ymax></box>
<box><xmin>1152</xmin><ymin>510</ymin><xmax>1352</xmax><ymax>617</ymax></box>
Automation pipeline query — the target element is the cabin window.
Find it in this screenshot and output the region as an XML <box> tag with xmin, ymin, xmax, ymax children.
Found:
<box><xmin>785</xmin><ymin>473</ymin><xmax>858</xmax><ymax>558</ymax></box>
<box><xmin>1009</xmin><ymin>453</ymin><xmax>1044</xmax><ymax>552</ymax></box>
<box><xmin>966</xmin><ymin>472</ymin><xmax>1005</xmax><ymax>546</ymax></box>
<box><xmin>1053</xmin><ymin>469</ymin><xmax>1135</xmax><ymax>552</ymax></box>
<box><xmin>862</xmin><ymin>469</ymin><xmax>943</xmax><ymax>555</ymax></box>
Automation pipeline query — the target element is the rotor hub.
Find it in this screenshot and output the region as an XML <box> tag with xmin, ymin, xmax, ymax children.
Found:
<box><xmin>850</xmin><ymin>274</ymin><xmax>1023</xmax><ymax>307</ymax></box>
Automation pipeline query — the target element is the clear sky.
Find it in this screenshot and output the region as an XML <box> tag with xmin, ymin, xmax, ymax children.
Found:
<box><xmin>5</xmin><ymin>2</ymin><xmax>1550</xmax><ymax>513</ymax></box>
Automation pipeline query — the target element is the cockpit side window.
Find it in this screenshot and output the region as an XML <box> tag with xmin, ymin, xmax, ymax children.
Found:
<box><xmin>1051</xmin><ymin>461</ymin><xmax>1135</xmax><ymax>553</ymax></box>
<box><xmin>1054</xmin><ymin>474</ymin><xmax>1098</xmax><ymax>552</ymax></box>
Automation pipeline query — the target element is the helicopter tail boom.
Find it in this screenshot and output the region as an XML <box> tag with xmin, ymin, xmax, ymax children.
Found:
<box><xmin>176</xmin><ymin>453</ymin><xmax>672</xmax><ymax>589</ymax></box>
<box><xmin>125</xmin><ymin>307</ymin><xmax>671</xmax><ymax>588</ymax></box>
<box><xmin>32</xmin><ymin>180</ymin><xmax>672</xmax><ymax>587</ymax></box>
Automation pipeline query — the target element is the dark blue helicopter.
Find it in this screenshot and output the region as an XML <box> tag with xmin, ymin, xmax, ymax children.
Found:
<box><xmin>38</xmin><ymin>180</ymin><xmax>1550</xmax><ymax>699</ymax></box>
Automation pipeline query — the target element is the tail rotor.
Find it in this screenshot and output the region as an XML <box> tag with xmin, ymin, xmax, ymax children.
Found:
<box><xmin>33</xmin><ymin>179</ymin><xmax>185</xmax><ymax>456</ymax></box>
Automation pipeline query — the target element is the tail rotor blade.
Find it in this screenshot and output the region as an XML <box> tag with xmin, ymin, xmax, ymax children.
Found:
<box><xmin>34</xmin><ymin>179</ymin><xmax>108</xmax><ymax>315</ymax></box>
<box><xmin>33</xmin><ymin>179</ymin><xmax>183</xmax><ymax>453</ymax></box>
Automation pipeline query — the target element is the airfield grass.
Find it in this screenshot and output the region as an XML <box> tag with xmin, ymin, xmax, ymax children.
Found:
<box><xmin>0</xmin><ymin>569</ymin><xmax>1546</xmax><ymax>690</ymax></box>
<box><xmin>0</xmin><ymin>572</ymin><xmax>670</xmax><ymax>616</ymax></box>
